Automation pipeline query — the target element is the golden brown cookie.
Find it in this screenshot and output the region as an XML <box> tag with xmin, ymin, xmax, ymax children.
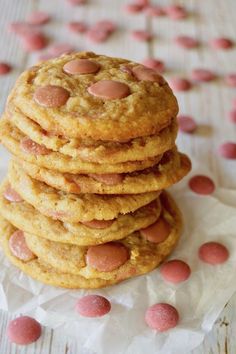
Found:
<box><xmin>0</xmin><ymin>180</ymin><xmax>162</xmax><ymax>246</ymax></box>
<box><xmin>9</xmin><ymin>51</ymin><xmax>178</xmax><ymax>142</ymax></box>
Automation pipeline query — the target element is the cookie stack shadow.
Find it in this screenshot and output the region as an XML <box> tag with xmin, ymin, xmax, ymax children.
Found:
<box><xmin>0</xmin><ymin>52</ymin><xmax>191</xmax><ymax>289</ymax></box>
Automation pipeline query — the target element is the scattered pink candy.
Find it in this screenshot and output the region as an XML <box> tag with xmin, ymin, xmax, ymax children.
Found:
<box><xmin>191</xmin><ymin>69</ymin><xmax>216</xmax><ymax>82</ymax></box>
<box><xmin>75</xmin><ymin>295</ymin><xmax>111</xmax><ymax>317</ymax></box>
<box><xmin>26</xmin><ymin>11</ymin><xmax>51</xmax><ymax>26</ymax></box>
<box><xmin>21</xmin><ymin>32</ymin><xmax>47</xmax><ymax>51</ymax></box>
<box><xmin>174</xmin><ymin>35</ymin><xmax>199</xmax><ymax>49</ymax></box>
<box><xmin>145</xmin><ymin>5</ymin><xmax>166</xmax><ymax>17</ymax></box>
<box><xmin>123</xmin><ymin>4</ymin><xmax>144</xmax><ymax>14</ymax></box>
<box><xmin>169</xmin><ymin>77</ymin><xmax>192</xmax><ymax>92</ymax></box>
<box><xmin>67</xmin><ymin>21</ymin><xmax>87</xmax><ymax>34</ymax></box>
<box><xmin>0</xmin><ymin>62</ymin><xmax>12</xmax><ymax>75</ymax></box>
<box><xmin>209</xmin><ymin>37</ymin><xmax>234</xmax><ymax>50</ymax></box>
<box><xmin>94</xmin><ymin>20</ymin><xmax>116</xmax><ymax>34</ymax></box>
<box><xmin>189</xmin><ymin>175</ymin><xmax>215</xmax><ymax>195</ymax></box>
<box><xmin>177</xmin><ymin>115</ymin><xmax>197</xmax><ymax>133</ymax></box>
<box><xmin>131</xmin><ymin>30</ymin><xmax>153</xmax><ymax>42</ymax></box>
<box><xmin>145</xmin><ymin>303</ymin><xmax>179</xmax><ymax>331</ymax></box>
<box><xmin>199</xmin><ymin>242</ymin><xmax>229</xmax><ymax>265</ymax></box>
<box><xmin>160</xmin><ymin>260</ymin><xmax>191</xmax><ymax>284</ymax></box>
<box><xmin>9</xmin><ymin>230</ymin><xmax>35</xmax><ymax>261</ymax></box>
<box><xmin>165</xmin><ymin>5</ymin><xmax>187</xmax><ymax>20</ymax></box>
<box><xmin>7</xmin><ymin>316</ymin><xmax>42</xmax><ymax>345</ymax></box>
<box><xmin>218</xmin><ymin>142</ymin><xmax>236</xmax><ymax>159</ymax></box>
<box><xmin>228</xmin><ymin>109</ymin><xmax>236</xmax><ymax>124</ymax></box>
<box><xmin>48</xmin><ymin>43</ymin><xmax>74</xmax><ymax>56</ymax></box>
<box><xmin>67</xmin><ymin>0</ymin><xmax>86</xmax><ymax>5</ymax></box>
<box><xmin>142</xmin><ymin>58</ymin><xmax>165</xmax><ymax>73</ymax></box>
<box><xmin>232</xmin><ymin>98</ymin><xmax>236</xmax><ymax>109</ymax></box>
<box><xmin>8</xmin><ymin>22</ymin><xmax>38</xmax><ymax>37</ymax></box>
<box><xmin>225</xmin><ymin>73</ymin><xmax>236</xmax><ymax>87</ymax></box>
<box><xmin>86</xmin><ymin>28</ymin><xmax>109</xmax><ymax>43</ymax></box>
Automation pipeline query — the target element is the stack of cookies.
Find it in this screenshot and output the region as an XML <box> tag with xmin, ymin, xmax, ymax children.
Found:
<box><xmin>0</xmin><ymin>52</ymin><xmax>191</xmax><ymax>289</ymax></box>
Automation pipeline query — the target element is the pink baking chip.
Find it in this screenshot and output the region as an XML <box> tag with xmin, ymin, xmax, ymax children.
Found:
<box><xmin>9</xmin><ymin>230</ymin><xmax>35</xmax><ymax>262</ymax></box>
<box><xmin>48</xmin><ymin>43</ymin><xmax>74</xmax><ymax>56</ymax></box>
<box><xmin>165</xmin><ymin>5</ymin><xmax>187</xmax><ymax>20</ymax></box>
<box><xmin>160</xmin><ymin>260</ymin><xmax>191</xmax><ymax>284</ymax></box>
<box><xmin>88</xmin><ymin>80</ymin><xmax>130</xmax><ymax>99</ymax></box>
<box><xmin>3</xmin><ymin>184</ymin><xmax>23</xmax><ymax>202</ymax></box>
<box><xmin>34</xmin><ymin>85</ymin><xmax>70</xmax><ymax>107</ymax></box>
<box><xmin>169</xmin><ymin>77</ymin><xmax>192</xmax><ymax>91</ymax></box>
<box><xmin>123</xmin><ymin>4</ymin><xmax>144</xmax><ymax>14</ymax></box>
<box><xmin>198</xmin><ymin>242</ymin><xmax>229</xmax><ymax>265</ymax></box>
<box><xmin>26</xmin><ymin>11</ymin><xmax>51</xmax><ymax>26</ymax></box>
<box><xmin>145</xmin><ymin>303</ymin><xmax>179</xmax><ymax>331</ymax></box>
<box><xmin>63</xmin><ymin>59</ymin><xmax>100</xmax><ymax>75</ymax></box>
<box><xmin>140</xmin><ymin>218</ymin><xmax>171</xmax><ymax>243</ymax></box>
<box><xmin>86</xmin><ymin>28</ymin><xmax>109</xmax><ymax>43</ymax></box>
<box><xmin>82</xmin><ymin>219</ymin><xmax>114</xmax><ymax>229</ymax></box>
<box><xmin>20</xmin><ymin>137</ymin><xmax>51</xmax><ymax>155</ymax></box>
<box><xmin>177</xmin><ymin>115</ymin><xmax>197</xmax><ymax>133</ymax></box>
<box><xmin>75</xmin><ymin>295</ymin><xmax>111</xmax><ymax>317</ymax></box>
<box><xmin>86</xmin><ymin>242</ymin><xmax>129</xmax><ymax>272</ymax></box>
<box><xmin>218</xmin><ymin>142</ymin><xmax>236</xmax><ymax>159</ymax></box>
<box><xmin>189</xmin><ymin>175</ymin><xmax>215</xmax><ymax>195</ymax></box>
<box><xmin>21</xmin><ymin>32</ymin><xmax>47</xmax><ymax>51</ymax></box>
<box><xmin>209</xmin><ymin>37</ymin><xmax>234</xmax><ymax>50</ymax></box>
<box><xmin>8</xmin><ymin>22</ymin><xmax>38</xmax><ymax>37</ymax></box>
<box><xmin>131</xmin><ymin>30</ymin><xmax>153</xmax><ymax>42</ymax></box>
<box><xmin>94</xmin><ymin>20</ymin><xmax>117</xmax><ymax>34</ymax></box>
<box><xmin>67</xmin><ymin>21</ymin><xmax>87</xmax><ymax>34</ymax></box>
<box><xmin>174</xmin><ymin>35</ymin><xmax>199</xmax><ymax>49</ymax></box>
<box><xmin>191</xmin><ymin>68</ymin><xmax>216</xmax><ymax>82</ymax></box>
<box><xmin>67</xmin><ymin>0</ymin><xmax>86</xmax><ymax>5</ymax></box>
<box><xmin>142</xmin><ymin>58</ymin><xmax>165</xmax><ymax>73</ymax></box>
<box><xmin>225</xmin><ymin>73</ymin><xmax>236</xmax><ymax>87</ymax></box>
<box><xmin>0</xmin><ymin>62</ymin><xmax>12</xmax><ymax>75</ymax></box>
<box><xmin>229</xmin><ymin>109</ymin><xmax>236</xmax><ymax>124</ymax></box>
<box><xmin>88</xmin><ymin>173</ymin><xmax>124</xmax><ymax>185</ymax></box>
<box><xmin>145</xmin><ymin>5</ymin><xmax>166</xmax><ymax>17</ymax></box>
<box><xmin>232</xmin><ymin>98</ymin><xmax>236</xmax><ymax>109</ymax></box>
<box><xmin>7</xmin><ymin>316</ymin><xmax>42</xmax><ymax>345</ymax></box>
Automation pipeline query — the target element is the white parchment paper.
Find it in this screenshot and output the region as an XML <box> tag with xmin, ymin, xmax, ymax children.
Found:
<box><xmin>0</xmin><ymin>148</ymin><xmax>236</xmax><ymax>354</ymax></box>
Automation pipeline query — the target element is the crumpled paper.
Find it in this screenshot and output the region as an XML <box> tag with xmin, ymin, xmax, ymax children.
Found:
<box><xmin>0</xmin><ymin>147</ymin><xmax>236</xmax><ymax>354</ymax></box>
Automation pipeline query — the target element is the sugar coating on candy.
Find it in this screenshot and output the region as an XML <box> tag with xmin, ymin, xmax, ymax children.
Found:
<box><xmin>26</xmin><ymin>11</ymin><xmax>51</xmax><ymax>26</ymax></box>
<box><xmin>34</xmin><ymin>85</ymin><xmax>70</xmax><ymax>107</ymax></box>
<box><xmin>88</xmin><ymin>80</ymin><xmax>130</xmax><ymax>100</ymax></box>
<box><xmin>0</xmin><ymin>62</ymin><xmax>12</xmax><ymax>75</ymax></box>
<box><xmin>169</xmin><ymin>77</ymin><xmax>192</xmax><ymax>91</ymax></box>
<box><xmin>191</xmin><ymin>69</ymin><xmax>216</xmax><ymax>82</ymax></box>
<box><xmin>189</xmin><ymin>175</ymin><xmax>215</xmax><ymax>195</ymax></box>
<box><xmin>209</xmin><ymin>37</ymin><xmax>234</xmax><ymax>50</ymax></box>
<box><xmin>145</xmin><ymin>303</ymin><xmax>179</xmax><ymax>331</ymax></box>
<box><xmin>7</xmin><ymin>316</ymin><xmax>42</xmax><ymax>345</ymax></box>
<box><xmin>88</xmin><ymin>173</ymin><xmax>124</xmax><ymax>185</ymax></box>
<box><xmin>225</xmin><ymin>73</ymin><xmax>236</xmax><ymax>87</ymax></box>
<box><xmin>63</xmin><ymin>59</ymin><xmax>100</xmax><ymax>75</ymax></box>
<box><xmin>3</xmin><ymin>184</ymin><xmax>23</xmax><ymax>202</ymax></box>
<box><xmin>82</xmin><ymin>219</ymin><xmax>114</xmax><ymax>229</ymax></box>
<box><xmin>174</xmin><ymin>35</ymin><xmax>199</xmax><ymax>49</ymax></box>
<box><xmin>9</xmin><ymin>230</ymin><xmax>35</xmax><ymax>261</ymax></box>
<box><xmin>67</xmin><ymin>21</ymin><xmax>87</xmax><ymax>33</ymax></box>
<box><xmin>131</xmin><ymin>30</ymin><xmax>153</xmax><ymax>41</ymax></box>
<box><xmin>140</xmin><ymin>218</ymin><xmax>171</xmax><ymax>243</ymax></box>
<box><xmin>228</xmin><ymin>109</ymin><xmax>236</xmax><ymax>124</ymax></box>
<box><xmin>75</xmin><ymin>295</ymin><xmax>111</xmax><ymax>317</ymax></box>
<box><xmin>142</xmin><ymin>58</ymin><xmax>165</xmax><ymax>73</ymax></box>
<box><xmin>21</xmin><ymin>32</ymin><xmax>47</xmax><ymax>51</ymax></box>
<box><xmin>218</xmin><ymin>142</ymin><xmax>236</xmax><ymax>159</ymax></box>
<box><xmin>86</xmin><ymin>242</ymin><xmax>129</xmax><ymax>271</ymax></box>
<box><xmin>177</xmin><ymin>115</ymin><xmax>197</xmax><ymax>133</ymax></box>
<box><xmin>198</xmin><ymin>242</ymin><xmax>229</xmax><ymax>265</ymax></box>
<box><xmin>20</xmin><ymin>137</ymin><xmax>50</xmax><ymax>155</ymax></box>
<box><xmin>160</xmin><ymin>260</ymin><xmax>191</xmax><ymax>284</ymax></box>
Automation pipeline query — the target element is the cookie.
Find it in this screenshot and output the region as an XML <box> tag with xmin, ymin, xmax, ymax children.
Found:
<box><xmin>8</xmin><ymin>162</ymin><xmax>160</xmax><ymax>222</ymax></box>
<box><xmin>0</xmin><ymin>192</ymin><xmax>182</xmax><ymax>286</ymax></box>
<box><xmin>9</xmin><ymin>51</ymin><xmax>178</xmax><ymax>142</ymax></box>
<box><xmin>0</xmin><ymin>119</ymin><xmax>164</xmax><ymax>174</ymax></box>
<box><xmin>13</xmin><ymin>149</ymin><xmax>191</xmax><ymax>194</ymax></box>
<box><xmin>0</xmin><ymin>180</ymin><xmax>162</xmax><ymax>246</ymax></box>
<box><xmin>6</xmin><ymin>103</ymin><xmax>178</xmax><ymax>163</ymax></box>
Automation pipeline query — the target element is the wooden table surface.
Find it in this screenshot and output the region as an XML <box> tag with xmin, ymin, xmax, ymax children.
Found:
<box><xmin>0</xmin><ymin>0</ymin><xmax>235</xmax><ymax>353</ymax></box>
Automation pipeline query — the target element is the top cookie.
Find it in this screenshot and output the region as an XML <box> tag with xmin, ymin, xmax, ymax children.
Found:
<box><xmin>9</xmin><ymin>52</ymin><xmax>178</xmax><ymax>142</ymax></box>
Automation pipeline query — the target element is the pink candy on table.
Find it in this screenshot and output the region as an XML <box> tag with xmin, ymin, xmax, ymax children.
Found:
<box><xmin>67</xmin><ymin>21</ymin><xmax>87</xmax><ymax>34</ymax></box>
<box><xmin>26</xmin><ymin>11</ymin><xmax>51</xmax><ymax>26</ymax></box>
<box><xmin>165</xmin><ymin>5</ymin><xmax>187</xmax><ymax>20</ymax></box>
<box><xmin>228</xmin><ymin>109</ymin><xmax>236</xmax><ymax>124</ymax></box>
<box><xmin>198</xmin><ymin>242</ymin><xmax>229</xmax><ymax>265</ymax></box>
<box><xmin>177</xmin><ymin>115</ymin><xmax>197</xmax><ymax>133</ymax></box>
<box><xmin>209</xmin><ymin>37</ymin><xmax>234</xmax><ymax>50</ymax></box>
<box><xmin>123</xmin><ymin>4</ymin><xmax>144</xmax><ymax>14</ymax></box>
<box><xmin>145</xmin><ymin>5</ymin><xmax>166</xmax><ymax>17</ymax></box>
<box><xmin>67</xmin><ymin>0</ymin><xmax>86</xmax><ymax>5</ymax></box>
<box><xmin>47</xmin><ymin>43</ymin><xmax>74</xmax><ymax>56</ymax></box>
<box><xmin>21</xmin><ymin>32</ymin><xmax>47</xmax><ymax>51</ymax></box>
<box><xmin>8</xmin><ymin>22</ymin><xmax>38</xmax><ymax>37</ymax></box>
<box><xmin>225</xmin><ymin>73</ymin><xmax>236</xmax><ymax>87</ymax></box>
<box><xmin>218</xmin><ymin>142</ymin><xmax>236</xmax><ymax>159</ymax></box>
<box><xmin>94</xmin><ymin>20</ymin><xmax>116</xmax><ymax>34</ymax></box>
<box><xmin>75</xmin><ymin>295</ymin><xmax>111</xmax><ymax>317</ymax></box>
<box><xmin>169</xmin><ymin>77</ymin><xmax>192</xmax><ymax>92</ymax></box>
<box><xmin>0</xmin><ymin>62</ymin><xmax>12</xmax><ymax>75</ymax></box>
<box><xmin>3</xmin><ymin>184</ymin><xmax>23</xmax><ymax>202</ymax></box>
<box><xmin>174</xmin><ymin>35</ymin><xmax>199</xmax><ymax>49</ymax></box>
<box><xmin>131</xmin><ymin>30</ymin><xmax>153</xmax><ymax>42</ymax></box>
<box><xmin>160</xmin><ymin>260</ymin><xmax>191</xmax><ymax>284</ymax></box>
<box><xmin>140</xmin><ymin>218</ymin><xmax>171</xmax><ymax>243</ymax></box>
<box><xmin>189</xmin><ymin>175</ymin><xmax>215</xmax><ymax>195</ymax></box>
<box><xmin>7</xmin><ymin>316</ymin><xmax>42</xmax><ymax>345</ymax></box>
<box><xmin>9</xmin><ymin>230</ymin><xmax>35</xmax><ymax>262</ymax></box>
<box><xmin>145</xmin><ymin>303</ymin><xmax>179</xmax><ymax>331</ymax></box>
<box><xmin>86</xmin><ymin>20</ymin><xmax>116</xmax><ymax>43</ymax></box>
<box><xmin>232</xmin><ymin>98</ymin><xmax>236</xmax><ymax>109</ymax></box>
<box><xmin>142</xmin><ymin>58</ymin><xmax>165</xmax><ymax>73</ymax></box>
<box><xmin>88</xmin><ymin>80</ymin><xmax>130</xmax><ymax>100</ymax></box>
<box><xmin>191</xmin><ymin>69</ymin><xmax>216</xmax><ymax>82</ymax></box>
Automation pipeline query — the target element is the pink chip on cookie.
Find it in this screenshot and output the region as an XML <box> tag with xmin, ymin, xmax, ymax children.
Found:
<box><xmin>3</xmin><ymin>184</ymin><xmax>23</xmax><ymax>202</ymax></box>
<box><xmin>140</xmin><ymin>218</ymin><xmax>171</xmax><ymax>243</ymax></box>
<box><xmin>160</xmin><ymin>260</ymin><xmax>191</xmax><ymax>284</ymax></box>
<box><xmin>75</xmin><ymin>295</ymin><xmax>111</xmax><ymax>317</ymax></box>
<box><xmin>142</xmin><ymin>58</ymin><xmax>165</xmax><ymax>73</ymax></box>
<box><xmin>63</xmin><ymin>59</ymin><xmax>100</xmax><ymax>75</ymax></box>
<box><xmin>9</xmin><ymin>230</ymin><xmax>35</xmax><ymax>261</ymax></box>
<box><xmin>20</xmin><ymin>137</ymin><xmax>50</xmax><ymax>155</ymax></box>
<box><xmin>88</xmin><ymin>173</ymin><xmax>124</xmax><ymax>185</ymax></box>
<box><xmin>7</xmin><ymin>316</ymin><xmax>41</xmax><ymax>345</ymax></box>
<box><xmin>145</xmin><ymin>303</ymin><xmax>179</xmax><ymax>331</ymax></box>
<box><xmin>82</xmin><ymin>219</ymin><xmax>114</xmax><ymax>229</ymax></box>
<box><xmin>86</xmin><ymin>242</ymin><xmax>129</xmax><ymax>272</ymax></box>
<box><xmin>198</xmin><ymin>242</ymin><xmax>229</xmax><ymax>265</ymax></box>
<box><xmin>189</xmin><ymin>175</ymin><xmax>215</xmax><ymax>195</ymax></box>
<box><xmin>34</xmin><ymin>85</ymin><xmax>70</xmax><ymax>107</ymax></box>
<box><xmin>88</xmin><ymin>80</ymin><xmax>130</xmax><ymax>99</ymax></box>
<box><xmin>132</xmin><ymin>65</ymin><xmax>164</xmax><ymax>83</ymax></box>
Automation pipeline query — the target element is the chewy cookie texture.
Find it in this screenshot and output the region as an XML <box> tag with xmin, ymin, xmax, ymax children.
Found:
<box><xmin>0</xmin><ymin>51</ymin><xmax>191</xmax><ymax>289</ymax></box>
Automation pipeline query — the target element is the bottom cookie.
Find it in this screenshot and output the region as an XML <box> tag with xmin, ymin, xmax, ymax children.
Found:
<box><xmin>0</xmin><ymin>192</ymin><xmax>182</xmax><ymax>289</ymax></box>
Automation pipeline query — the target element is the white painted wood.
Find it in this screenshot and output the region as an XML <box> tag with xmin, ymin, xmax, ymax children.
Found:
<box><xmin>0</xmin><ymin>0</ymin><xmax>235</xmax><ymax>352</ymax></box>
